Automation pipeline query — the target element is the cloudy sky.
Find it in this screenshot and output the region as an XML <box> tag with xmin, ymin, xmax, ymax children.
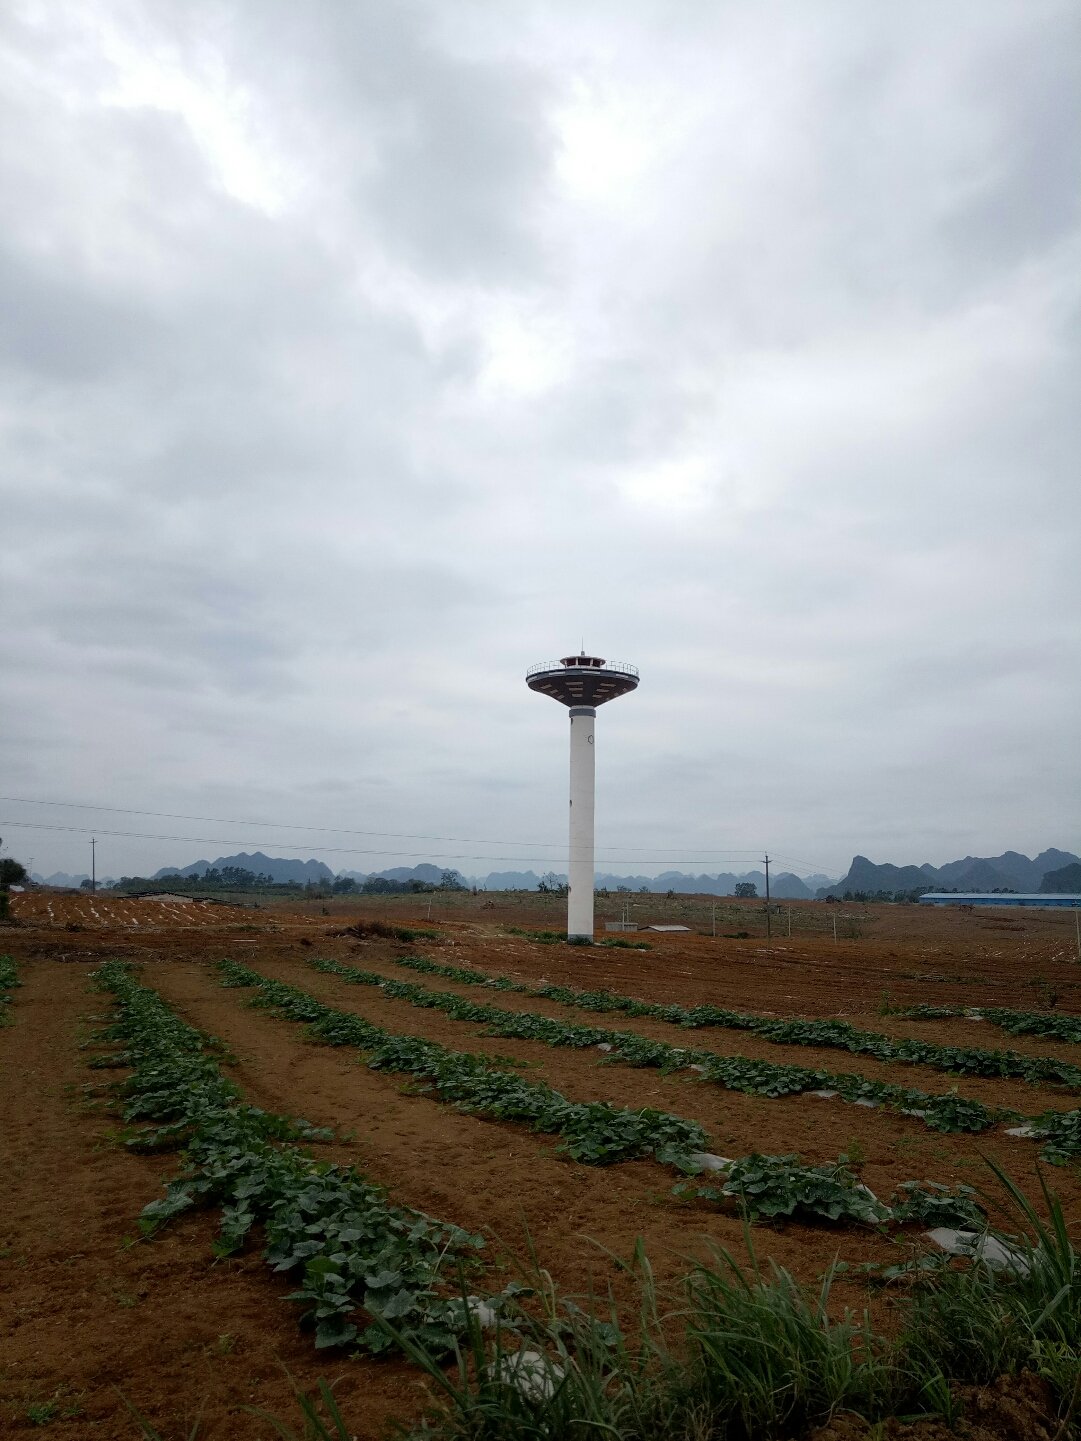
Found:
<box><xmin>2</xmin><ymin>0</ymin><xmax>1079</xmax><ymax>883</ymax></box>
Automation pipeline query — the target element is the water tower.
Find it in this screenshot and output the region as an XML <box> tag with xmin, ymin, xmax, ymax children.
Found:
<box><xmin>526</xmin><ymin>653</ymin><xmax>640</xmax><ymax>940</ymax></box>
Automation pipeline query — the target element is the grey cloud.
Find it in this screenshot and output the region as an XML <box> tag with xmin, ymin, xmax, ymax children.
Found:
<box><xmin>1</xmin><ymin>0</ymin><xmax>1078</xmax><ymax>882</ymax></box>
<box><xmin>214</xmin><ymin>0</ymin><xmax>555</xmax><ymax>282</ymax></box>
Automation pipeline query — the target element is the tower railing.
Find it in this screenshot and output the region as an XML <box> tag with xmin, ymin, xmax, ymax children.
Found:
<box><xmin>526</xmin><ymin>660</ymin><xmax>639</xmax><ymax>680</ymax></box>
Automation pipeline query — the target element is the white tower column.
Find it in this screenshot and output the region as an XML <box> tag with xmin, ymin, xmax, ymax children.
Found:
<box><xmin>567</xmin><ymin>705</ymin><xmax>596</xmax><ymax>940</ymax></box>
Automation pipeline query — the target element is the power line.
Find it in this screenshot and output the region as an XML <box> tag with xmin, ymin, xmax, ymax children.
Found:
<box><xmin>0</xmin><ymin>817</ymin><xmax>828</xmax><ymax>873</ymax></box>
<box><xmin>0</xmin><ymin>795</ymin><xmax>832</xmax><ymax>871</ymax></box>
<box><xmin>0</xmin><ymin>794</ymin><xmax>570</xmax><ymax>850</ymax></box>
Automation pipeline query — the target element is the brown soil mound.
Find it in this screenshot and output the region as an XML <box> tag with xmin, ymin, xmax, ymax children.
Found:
<box><xmin>811</xmin><ymin>1372</ymin><xmax>1062</xmax><ymax>1440</ymax></box>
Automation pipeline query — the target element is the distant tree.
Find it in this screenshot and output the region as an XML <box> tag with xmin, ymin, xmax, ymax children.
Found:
<box><xmin>439</xmin><ymin>869</ymin><xmax>466</xmax><ymax>891</ymax></box>
<box><xmin>0</xmin><ymin>844</ymin><xmax>28</xmax><ymax>921</ymax></box>
<box><xmin>362</xmin><ymin>876</ymin><xmax>436</xmax><ymax>895</ymax></box>
<box><xmin>332</xmin><ymin>876</ymin><xmax>357</xmax><ymax>894</ymax></box>
<box><xmin>0</xmin><ymin>858</ymin><xmax>28</xmax><ymax>888</ymax></box>
<box><xmin>79</xmin><ymin>878</ymin><xmax>94</xmax><ymax>890</ymax></box>
<box><xmin>734</xmin><ymin>882</ymin><xmax>757</xmax><ymax>898</ymax></box>
<box><xmin>218</xmin><ymin>866</ymin><xmax>262</xmax><ymax>888</ymax></box>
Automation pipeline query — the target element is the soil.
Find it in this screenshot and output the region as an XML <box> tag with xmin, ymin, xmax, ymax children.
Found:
<box><xmin>2</xmin><ymin>890</ymin><xmax>1079</xmax><ymax>1439</ymax></box>
<box><xmin>809</xmin><ymin>1372</ymin><xmax>1062</xmax><ymax>1440</ymax></box>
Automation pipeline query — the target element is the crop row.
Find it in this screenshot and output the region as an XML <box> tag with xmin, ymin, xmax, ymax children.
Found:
<box><xmin>218</xmin><ymin>959</ymin><xmax>709</xmax><ymax>1166</ymax></box>
<box><xmin>385</xmin><ymin>957</ymin><xmax>1081</xmax><ymax>1162</ymax></box>
<box><xmin>91</xmin><ymin>961</ymin><xmax>489</xmax><ymax>1352</ymax></box>
<box><xmin>0</xmin><ymin>953</ymin><xmax>19</xmax><ymax>1007</ymax></box>
<box><xmin>900</xmin><ymin>1003</ymin><xmax>1081</xmax><ymax>1047</ymax></box>
<box><xmin>391</xmin><ymin>955</ymin><xmax>1081</xmax><ymax>1090</ymax></box>
<box><xmin>312</xmin><ymin>957</ymin><xmax>1027</xmax><ymax>1140</ymax></box>
<box><xmin>218</xmin><ymin>961</ymin><xmax>995</xmax><ymax>1231</ymax></box>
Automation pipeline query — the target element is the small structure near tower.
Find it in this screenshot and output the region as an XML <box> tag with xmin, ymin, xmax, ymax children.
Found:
<box><xmin>526</xmin><ymin>652</ymin><xmax>640</xmax><ymax>941</ymax></box>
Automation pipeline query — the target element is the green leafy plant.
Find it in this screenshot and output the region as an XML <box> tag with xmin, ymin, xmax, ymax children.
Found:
<box><xmin>391</xmin><ymin>955</ymin><xmax>1081</xmax><ymax>1089</ymax></box>
<box><xmin>902</xmin><ymin>1002</ymin><xmax>1081</xmax><ymax>1046</ymax></box>
<box><xmin>678</xmin><ymin>1153</ymin><xmax>892</xmax><ymax>1226</ymax></box>
<box><xmin>91</xmin><ymin>962</ymin><xmax>486</xmax><ymax>1354</ymax></box>
<box><xmin>888</xmin><ymin>1180</ymin><xmax>987</xmax><ymax>1229</ymax></box>
<box><xmin>0</xmin><ymin>953</ymin><xmax>19</xmax><ymax>1015</ymax></box>
<box><xmin>319</xmin><ymin>958</ymin><xmax>1027</xmax><ymax>1144</ymax></box>
<box><xmin>220</xmin><ymin>960</ymin><xmax>709</xmax><ymax>1167</ymax></box>
<box><xmin>26</xmin><ymin>1401</ymin><xmax>60</xmax><ymax>1426</ymax></box>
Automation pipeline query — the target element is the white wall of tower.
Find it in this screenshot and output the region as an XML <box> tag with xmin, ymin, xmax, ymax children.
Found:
<box><xmin>567</xmin><ymin>706</ymin><xmax>596</xmax><ymax>939</ymax></box>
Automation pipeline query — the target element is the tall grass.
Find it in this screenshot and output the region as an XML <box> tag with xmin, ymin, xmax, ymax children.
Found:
<box><xmin>378</xmin><ymin>1238</ymin><xmax>893</xmax><ymax>1441</ymax></box>
<box><xmin>897</xmin><ymin>1160</ymin><xmax>1080</xmax><ymax>1420</ymax></box>
<box><xmin>386</xmin><ymin>1163</ymin><xmax>1079</xmax><ymax>1441</ymax></box>
<box><xmin>188</xmin><ymin>1163</ymin><xmax>1079</xmax><ymax>1440</ymax></box>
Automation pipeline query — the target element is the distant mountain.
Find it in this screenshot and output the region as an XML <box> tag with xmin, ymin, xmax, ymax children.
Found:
<box><xmin>351</xmin><ymin>866</ymin><xmax>828</xmax><ymax>897</ymax></box>
<box><xmin>828</xmin><ymin>856</ymin><xmax>930</xmax><ymax>897</ymax></box>
<box><xmin>375</xmin><ymin>864</ymin><xmax>447</xmax><ymax>884</ymax></box>
<box><xmin>934</xmin><ymin>852</ymin><xmax>1033</xmax><ymax>891</ymax></box>
<box><xmin>40</xmin><ymin>871</ymin><xmax>90</xmax><ymax>888</ymax></box>
<box><xmin>825</xmin><ymin>849</ymin><xmax>1081</xmax><ymax>897</ymax></box>
<box><xmin>153</xmin><ymin>859</ymin><xmax>212</xmax><ymax>880</ymax></box>
<box><xmin>154</xmin><ymin>852</ymin><xmax>334</xmax><ymax>884</ymax></box>
<box><xmin>479</xmin><ymin>870</ymin><xmax>543</xmax><ymax>890</ymax></box>
<box><xmin>482</xmin><ymin>869</ymin><xmax>829</xmax><ymax>897</ymax></box>
<box><xmin>770</xmin><ymin>873</ymin><xmax>814</xmax><ymax>900</ymax></box>
<box><xmin>338</xmin><ymin>864</ymin><xmax>452</xmax><ymax>886</ymax></box>
<box><xmin>950</xmin><ymin>859</ymin><xmax>1024</xmax><ymax>892</ymax></box>
<box><xmin>1039</xmin><ymin>863</ymin><xmax>1081</xmax><ymax>894</ymax></box>
<box><xmin>1033</xmin><ymin>849</ymin><xmax>1081</xmax><ymax>878</ymax></box>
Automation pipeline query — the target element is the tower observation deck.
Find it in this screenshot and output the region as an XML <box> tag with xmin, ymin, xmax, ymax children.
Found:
<box><xmin>526</xmin><ymin>653</ymin><xmax>640</xmax><ymax>941</ymax></box>
<box><xmin>526</xmin><ymin>654</ymin><xmax>640</xmax><ymax>708</ymax></box>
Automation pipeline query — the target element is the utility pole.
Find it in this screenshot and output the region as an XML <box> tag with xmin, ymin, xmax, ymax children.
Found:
<box><xmin>763</xmin><ymin>854</ymin><xmax>771</xmax><ymax>941</ymax></box>
<box><xmin>91</xmin><ymin>838</ymin><xmax>96</xmax><ymax>893</ymax></box>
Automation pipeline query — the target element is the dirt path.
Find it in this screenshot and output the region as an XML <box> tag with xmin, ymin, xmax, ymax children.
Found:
<box><xmin>0</xmin><ymin>961</ymin><xmax>429</xmax><ymax>1440</ymax></box>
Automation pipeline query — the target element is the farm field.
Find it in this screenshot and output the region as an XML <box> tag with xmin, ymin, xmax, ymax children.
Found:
<box><xmin>2</xmin><ymin>889</ymin><xmax>1080</xmax><ymax>1439</ymax></box>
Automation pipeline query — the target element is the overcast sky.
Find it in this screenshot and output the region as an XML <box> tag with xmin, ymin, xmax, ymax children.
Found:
<box><xmin>2</xmin><ymin>0</ymin><xmax>1079</xmax><ymax>882</ymax></box>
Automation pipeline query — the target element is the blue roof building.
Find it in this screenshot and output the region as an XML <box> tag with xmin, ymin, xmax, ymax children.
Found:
<box><xmin>919</xmin><ymin>892</ymin><xmax>1081</xmax><ymax>909</ymax></box>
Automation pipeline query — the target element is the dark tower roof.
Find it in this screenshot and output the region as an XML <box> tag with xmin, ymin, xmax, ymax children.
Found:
<box><xmin>526</xmin><ymin>653</ymin><xmax>639</xmax><ymax>707</ymax></box>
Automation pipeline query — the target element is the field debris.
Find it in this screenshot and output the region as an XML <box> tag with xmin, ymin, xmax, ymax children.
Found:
<box><xmin>925</xmin><ymin>1227</ymin><xmax>1032</xmax><ymax>1275</ymax></box>
<box><xmin>687</xmin><ymin>1151</ymin><xmax>731</xmax><ymax>1172</ymax></box>
<box><xmin>490</xmin><ymin>1348</ymin><xmax>564</xmax><ymax>1401</ymax></box>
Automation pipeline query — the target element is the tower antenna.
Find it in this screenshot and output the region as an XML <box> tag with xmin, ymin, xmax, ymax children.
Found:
<box><xmin>526</xmin><ymin>650</ymin><xmax>640</xmax><ymax>943</ymax></box>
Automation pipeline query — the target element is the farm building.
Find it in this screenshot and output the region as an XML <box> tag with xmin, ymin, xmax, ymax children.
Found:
<box><xmin>919</xmin><ymin>892</ymin><xmax>1081</xmax><ymax>909</ymax></box>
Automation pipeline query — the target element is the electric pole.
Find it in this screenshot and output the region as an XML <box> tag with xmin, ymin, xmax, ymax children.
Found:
<box><xmin>91</xmin><ymin>837</ymin><xmax>96</xmax><ymax>893</ymax></box>
<box><xmin>764</xmin><ymin>853</ymin><xmax>771</xmax><ymax>941</ymax></box>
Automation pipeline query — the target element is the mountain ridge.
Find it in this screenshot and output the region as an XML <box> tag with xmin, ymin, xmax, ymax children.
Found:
<box><xmin>824</xmin><ymin>848</ymin><xmax>1081</xmax><ymax>898</ymax></box>
<box><xmin>33</xmin><ymin>846</ymin><xmax>1080</xmax><ymax>897</ymax></box>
